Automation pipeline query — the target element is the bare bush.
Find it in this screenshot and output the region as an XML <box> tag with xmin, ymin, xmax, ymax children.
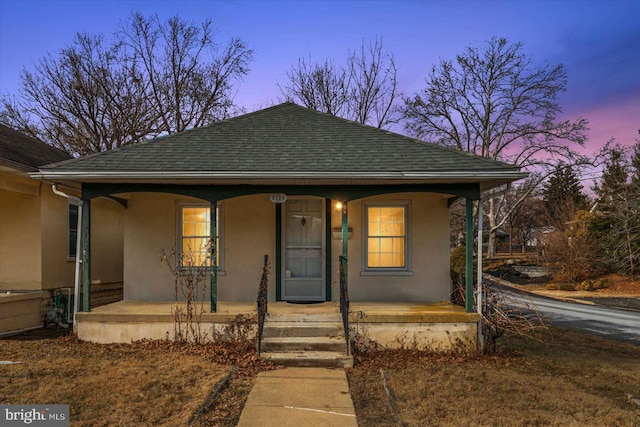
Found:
<box><xmin>480</xmin><ymin>280</ymin><xmax>547</xmax><ymax>353</ymax></box>
<box><xmin>160</xmin><ymin>248</ymin><xmax>208</xmax><ymax>343</ymax></box>
<box><xmin>541</xmin><ymin>201</ymin><xmax>599</xmax><ymax>282</ymax></box>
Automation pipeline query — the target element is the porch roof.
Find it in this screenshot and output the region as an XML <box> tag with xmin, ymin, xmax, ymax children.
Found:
<box><xmin>33</xmin><ymin>103</ymin><xmax>526</xmax><ymax>190</ymax></box>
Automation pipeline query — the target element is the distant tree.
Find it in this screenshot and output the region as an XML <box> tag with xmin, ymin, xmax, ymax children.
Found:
<box><xmin>279</xmin><ymin>37</ymin><xmax>401</xmax><ymax>128</ymax></box>
<box><xmin>0</xmin><ymin>13</ymin><xmax>253</xmax><ymax>155</ymax></box>
<box><xmin>592</xmin><ymin>142</ymin><xmax>640</xmax><ymax>276</ymax></box>
<box><xmin>542</xmin><ymin>163</ymin><xmax>588</xmax><ymax>220</ymax></box>
<box><xmin>403</xmin><ymin>37</ymin><xmax>589</xmax><ymax>258</ymax></box>
<box><xmin>542</xmin><ymin>203</ymin><xmax>599</xmax><ymax>283</ymax></box>
<box><xmin>507</xmin><ymin>193</ymin><xmax>546</xmax><ymax>254</ymax></box>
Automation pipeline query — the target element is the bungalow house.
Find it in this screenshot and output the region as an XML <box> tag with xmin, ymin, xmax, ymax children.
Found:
<box><xmin>0</xmin><ymin>124</ymin><xmax>123</xmax><ymax>335</ymax></box>
<box><xmin>32</xmin><ymin>103</ymin><xmax>525</xmax><ymax>363</ymax></box>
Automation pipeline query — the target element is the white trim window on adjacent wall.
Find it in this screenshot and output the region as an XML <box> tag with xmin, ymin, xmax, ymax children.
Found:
<box><xmin>67</xmin><ymin>201</ymin><xmax>80</xmax><ymax>260</ymax></box>
<box><xmin>177</xmin><ymin>203</ymin><xmax>224</xmax><ymax>272</ymax></box>
<box><xmin>362</xmin><ymin>201</ymin><xmax>411</xmax><ymax>275</ymax></box>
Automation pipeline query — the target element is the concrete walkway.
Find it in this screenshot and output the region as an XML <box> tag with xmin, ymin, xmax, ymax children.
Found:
<box><xmin>237</xmin><ymin>367</ymin><xmax>358</xmax><ymax>427</ymax></box>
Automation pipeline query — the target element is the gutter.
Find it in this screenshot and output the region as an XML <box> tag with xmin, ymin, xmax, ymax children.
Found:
<box><xmin>51</xmin><ymin>185</ymin><xmax>82</xmax><ymax>331</ymax></box>
<box><xmin>31</xmin><ymin>169</ymin><xmax>529</xmax><ymax>181</ymax></box>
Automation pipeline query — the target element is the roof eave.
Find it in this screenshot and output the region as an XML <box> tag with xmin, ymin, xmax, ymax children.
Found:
<box><xmin>31</xmin><ymin>169</ymin><xmax>528</xmax><ymax>188</ymax></box>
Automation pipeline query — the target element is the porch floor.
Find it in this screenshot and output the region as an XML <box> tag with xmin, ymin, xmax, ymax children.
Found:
<box><xmin>76</xmin><ymin>300</ymin><xmax>478</xmax><ymax>323</ymax></box>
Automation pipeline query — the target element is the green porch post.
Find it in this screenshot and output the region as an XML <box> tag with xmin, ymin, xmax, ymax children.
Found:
<box><xmin>465</xmin><ymin>198</ymin><xmax>474</xmax><ymax>313</ymax></box>
<box><xmin>341</xmin><ymin>202</ymin><xmax>348</xmax><ymax>282</ymax></box>
<box><xmin>81</xmin><ymin>199</ymin><xmax>91</xmax><ymax>312</ymax></box>
<box><xmin>210</xmin><ymin>202</ymin><xmax>217</xmax><ymax>313</ymax></box>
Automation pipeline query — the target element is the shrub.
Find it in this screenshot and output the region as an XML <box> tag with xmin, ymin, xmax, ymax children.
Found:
<box><xmin>545</xmin><ymin>283</ymin><xmax>559</xmax><ymax>291</ymax></box>
<box><xmin>580</xmin><ymin>280</ymin><xmax>595</xmax><ymax>291</ymax></box>
<box><xmin>594</xmin><ymin>278</ymin><xmax>609</xmax><ymax>289</ymax></box>
<box><xmin>558</xmin><ymin>283</ymin><xmax>576</xmax><ymax>291</ymax></box>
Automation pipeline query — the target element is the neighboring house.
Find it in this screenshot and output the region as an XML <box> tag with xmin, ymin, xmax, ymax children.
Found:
<box><xmin>0</xmin><ymin>125</ymin><xmax>124</xmax><ymax>334</ymax></box>
<box><xmin>33</xmin><ymin>103</ymin><xmax>526</xmax><ymax>353</ymax></box>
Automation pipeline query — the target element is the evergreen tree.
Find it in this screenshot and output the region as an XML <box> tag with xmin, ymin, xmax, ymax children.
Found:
<box><xmin>542</xmin><ymin>163</ymin><xmax>587</xmax><ymax>219</ymax></box>
<box><xmin>592</xmin><ymin>144</ymin><xmax>639</xmax><ymax>276</ymax></box>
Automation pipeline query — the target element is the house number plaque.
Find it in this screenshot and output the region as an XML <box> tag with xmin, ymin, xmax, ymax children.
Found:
<box><xmin>270</xmin><ymin>193</ymin><xmax>287</xmax><ymax>204</ymax></box>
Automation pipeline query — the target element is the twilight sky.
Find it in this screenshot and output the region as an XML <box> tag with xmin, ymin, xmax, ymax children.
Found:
<box><xmin>0</xmin><ymin>0</ymin><xmax>638</xmax><ymax>169</ymax></box>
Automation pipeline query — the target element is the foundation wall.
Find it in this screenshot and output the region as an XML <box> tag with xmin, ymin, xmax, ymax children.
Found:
<box><xmin>353</xmin><ymin>322</ymin><xmax>478</xmax><ymax>351</ymax></box>
<box><xmin>0</xmin><ymin>291</ymin><xmax>46</xmax><ymax>333</ymax></box>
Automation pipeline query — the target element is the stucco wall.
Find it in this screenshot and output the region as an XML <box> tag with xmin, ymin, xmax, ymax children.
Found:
<box><xmin>40</xmin><ymin>185</ymin><xmax>75</xmax><ymax>289</ymax></box>
<box><xmin>90</xmin><ymin>198</ymin><xmax>124</xmax><ymax>285</ymax></box>
<box><xmin>0</xmin><ymin>175</ymin><xmax>42</xmax><ymax>290</ymax></box>
<box><xmin>330</xmin><ymin>193</ymin><xmax>451</xmax><ymax>303</ymax></box>
<box><xmin>40</xmin><ymin>189</ymin><xmax>124</xmax><ymax>290</ymax></box>
<box><xmin>123</xmin><ymin>193</ymin><xmax>275</xmax><ymax>302</ymax></box>
<box><xmin>122</xmin><ymin>191</ymin><xmax>450</xmax><ymax>304</ymax></box>
<box><xmin>1</xmin><ymin>172</ymin><xmax>124</xmax><ymax>292</ymax></box>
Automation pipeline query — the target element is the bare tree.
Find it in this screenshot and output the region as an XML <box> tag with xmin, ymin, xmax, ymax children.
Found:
<box><xmin>1</xmin><ymin>34</ymin><xmax>154</xmax><ymax>155</ymax></box>
<box><xmin>404</xmin><ymin>37</ymin><xmax>589</xmax><ymax>258</ymax></box>
<box><xmin>282</xmin><ymin>57</ymin><xmax>350</xmax><ymax>117</ymax></box>
<box><xmin>120</xmin><ymin>13</ymin><xmax>253</xmax><ymax>134</ymax></box>
<box><xmin>1</xmin><ymin>13</ymin><xmax>253</xmax><ymax>155</ymax></box>
<box><xmin>279</xmin><ymin>37</ymin><xmax>401</xmax><ymax>128</ymax></box>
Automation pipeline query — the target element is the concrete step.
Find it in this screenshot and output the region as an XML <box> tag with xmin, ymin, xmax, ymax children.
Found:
<box><xmin>261</xmin><ymin>351</ymin><xmax>354</xmax><ymax>368</ymax></box>
<box><xmin>262</xmin><ymin>322</ymin><xmax>344</xmax><ymax>338</ymax></box>
<box><xmin>261</xmin><ymin>336</ymin><xmax>347</xmax><ymax>352</ymax></box>
<box><xmin>267</xmin><ymin>313</ymin><xmax>342</xmax><ymax>322</ymax></box>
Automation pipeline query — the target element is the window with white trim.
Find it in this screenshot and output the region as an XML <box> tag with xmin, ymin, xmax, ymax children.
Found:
<box><xmin>68</xmin><ymin>202</ymin><xmax>79</xmax><ymax>259</ymax></box>
<box><xmin>363</xmin><ymin>202</ymin><xmax>410</xmax><ymax>273</ymax></box>
<box><xmin>178</xmin><ymin>204</ymin><xmax>223</xmax><ymax>269</ymax></box>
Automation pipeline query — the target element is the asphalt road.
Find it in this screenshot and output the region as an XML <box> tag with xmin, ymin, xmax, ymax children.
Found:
<box><xmin>490</xmin><ymin>282</ymin><xmax>640</xmax><ymax>345</ymax></box>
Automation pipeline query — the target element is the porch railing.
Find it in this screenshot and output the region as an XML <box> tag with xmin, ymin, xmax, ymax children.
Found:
<box><xmin>256</xmin><ymin>254</ymin><xmax>269</xmax><ymax>355</ymax></box>
<box><xmin>339</xmin><ymin>255</ymin><xmax>350</xmax><ymax>355</ymax></box>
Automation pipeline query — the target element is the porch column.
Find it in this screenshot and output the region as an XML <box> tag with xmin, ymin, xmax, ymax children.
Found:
<box><xmin>465</xmin><ymin>198</ymin><xmax>474</xmax><ymax>313</ymax></box>
<box><xmin>81</xmin><ymin>198</ymin><xmax>91</xmax><ymax>312</ymax></box>
<box><xmin>341</xmin><ymin>202</ymin><xmax>348</xmax><ymax>283</ymax></box>
<box><xmin>477</xmin><ymin>200</ymin><xmax>484</xmax><ymax>348</ymax></box>
<box><xmin>210</xmin><ymin>201</ymin><xmax>217</xmax><ymax>313</ymax></box>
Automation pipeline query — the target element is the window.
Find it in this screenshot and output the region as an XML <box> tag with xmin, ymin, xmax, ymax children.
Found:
<box><xmin>68</xmin><ymin>202</ymin><xmax>79</xmax><ymax>259</ymax></box>
<box><xmin>363</xmin><ymin>202</ymin><xmax>410</xmax><ymax>273</ymax></box>
<box><xmin>178</xmin><ymin>204</ymin><xmax>223</xmax><ymax>269</ymax></box>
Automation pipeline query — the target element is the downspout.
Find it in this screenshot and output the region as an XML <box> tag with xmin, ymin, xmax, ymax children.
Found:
<box><xmin>476</xmin><ymin>201</ymin><xmax>484</xmax><ymax>350</ymax></box>
<box><xmin>51</xmin><ymin>184</ymin><xmax>82</xmax><ymax>331</ymax></box>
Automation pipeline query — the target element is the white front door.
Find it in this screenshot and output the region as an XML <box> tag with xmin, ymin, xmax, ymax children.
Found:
<box><xmin>282</xmin><ymin>198</ymin><xmax>325</xmax><ymax>301</ymax></box>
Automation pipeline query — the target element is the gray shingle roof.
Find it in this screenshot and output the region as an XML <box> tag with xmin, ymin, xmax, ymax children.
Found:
<box><xmin>0</xmin><ymin>124</ymin><xmax>70</xmax><ymax>171</ymax></box>
<box><xmin>42</xmin><ymin>103</ymin><xmax>519</xmax><ymax>176</ymax></box>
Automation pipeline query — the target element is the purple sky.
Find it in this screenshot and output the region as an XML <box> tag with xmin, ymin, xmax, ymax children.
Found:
<box><xmin>1</xmin><ymin>0</ymin><xmax>638</xmax><ymax>169</ymax></box>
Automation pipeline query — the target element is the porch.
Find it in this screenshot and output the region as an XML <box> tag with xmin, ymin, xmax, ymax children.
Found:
<box><xmin>76</xmin><ymin>300</ymin><xmax>479</xmax><ymax>351</ymax></box>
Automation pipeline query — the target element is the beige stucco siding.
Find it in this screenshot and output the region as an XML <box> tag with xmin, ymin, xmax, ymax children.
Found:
<box><xmin>122</xmin><ymin>191</ymin><xmax>450</xmax><ymax>304</ymax></box>
<box><xmin>40</xmin><ymin>188</ymin><xmax>124</xmax><ymax>290</ymax></box>
<box><xmin>40</xmin><ymin>185</ymin><xmax>75</xmax><ymax>289</ymax></box>
<box><xmin>1</xmin><ymin>171</ymin><xmax>123</xmax><ymax>292</ymax></box>
<box><xmin>222</xmin><ymin>194</ymin><xmax>276</xmax><ymax>301</ymax></box>
<box><xmin>123</xmin><ymin>193</ymin><xmax>275</xmax><ymax>302</ymax></box>
<box><xmin>330</xmin><ymin>193</ymin><xmax>451</xmax><ymax>303</ymax></box>
<box><xmin>90</xmin><ymin>198</ymin><xmax>124</xmax><ymax>285</ymax></box>
<box><xmin>0</xmin><ymin>177</ymin><xmax>42</xmax><ymax>290</ymax></box>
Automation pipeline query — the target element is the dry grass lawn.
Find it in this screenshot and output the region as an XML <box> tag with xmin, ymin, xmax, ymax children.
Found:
<box><xmin>0</xmin><ymin>333</ymin><xmax>235</xmax><ymax>426</ymax></box>
<box><xmin>349</xmin><ymin>327</ymin><xmax>640</xmax><ymax>426</ymax></box>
